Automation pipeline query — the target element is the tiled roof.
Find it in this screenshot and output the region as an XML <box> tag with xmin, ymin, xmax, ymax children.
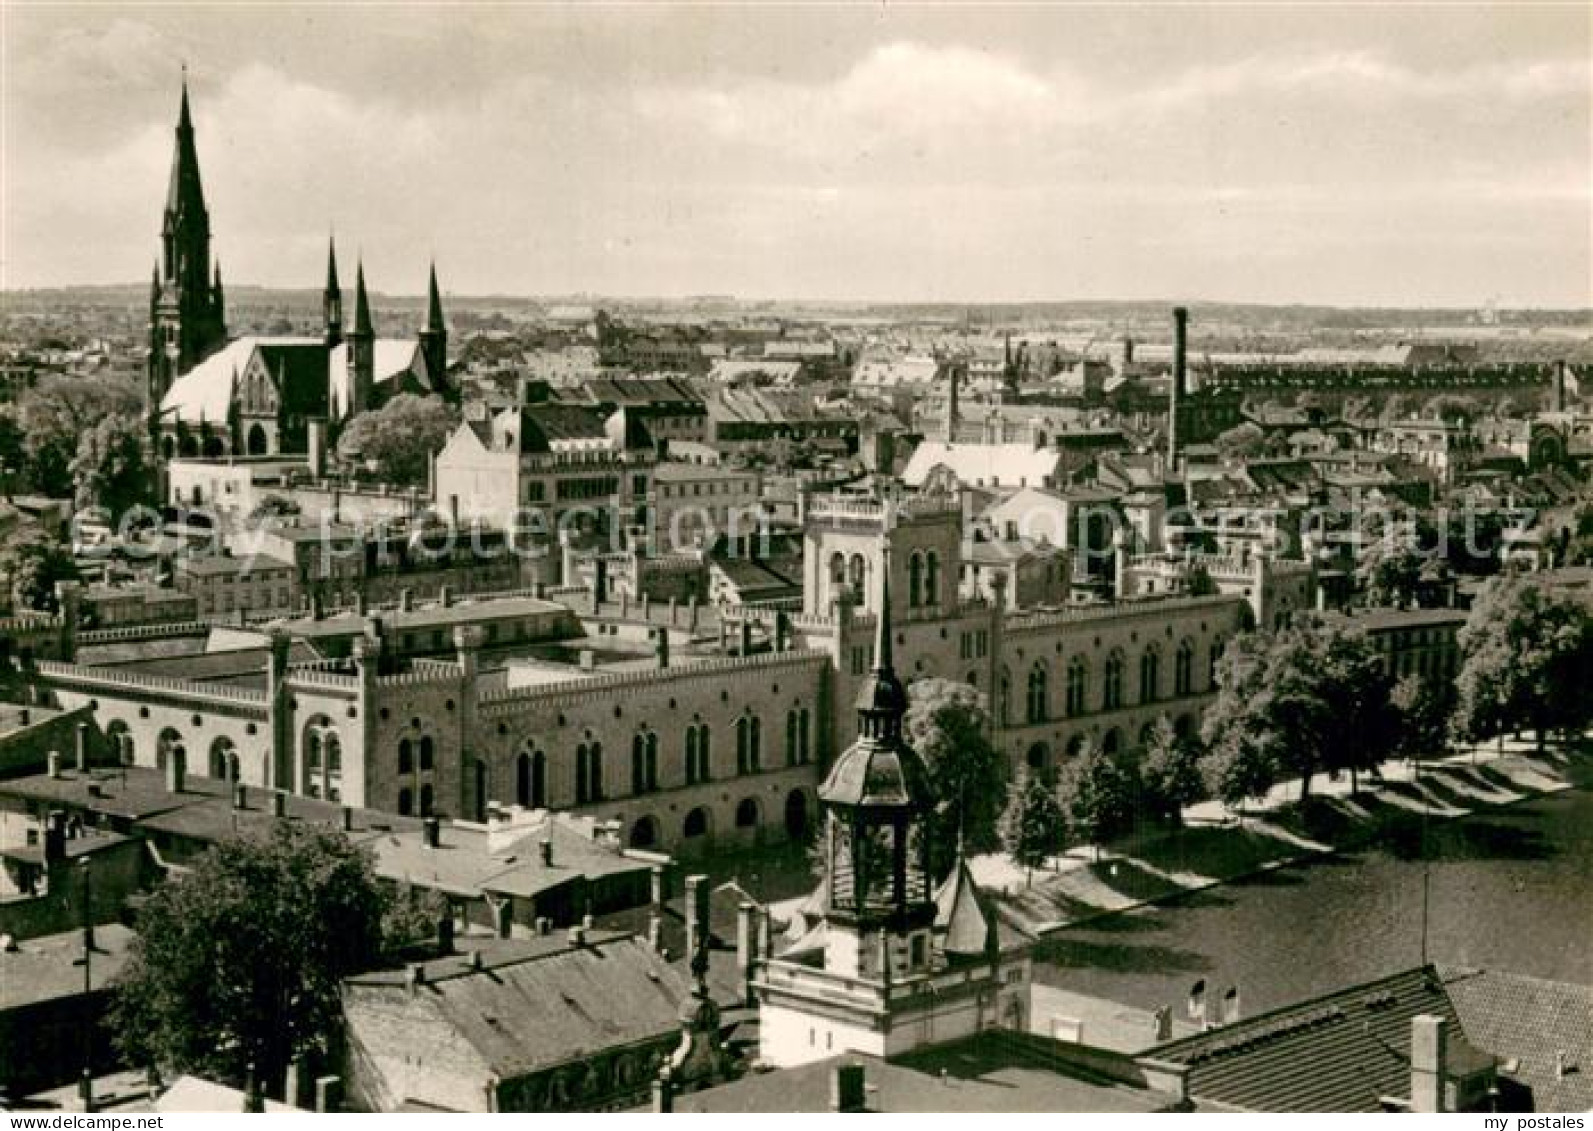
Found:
<box><xmin>667</xmin><ymin>1039</ymin><xmax>1173</xmax><ymax>1113</ymax></box>
<box><xmin>1151</xmin><ymin>965</ymin><xmax>1488</xmax><ymax>1112</ymax></box>
<box><xmin>0</xmin><ymin>923</ymin><xmax>135</xmax><ymax>1010</ymax></box>
<box><xmin>345</xmin><ymin>932</ymin><xmax>692</xmax><ymax>1079</ymax></box>
<box><xmin>901</xmin><ymin>442</ymin><xmax>1063</xmax><ymax>490</ymax></box>
<box><xmin>1439</xmin><ymin>966</ymin><xmax>1593</xmax><ymax>1113</ymax></box>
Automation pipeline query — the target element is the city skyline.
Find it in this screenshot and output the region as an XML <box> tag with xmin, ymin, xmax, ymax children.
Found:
<box><xmin>2</xmin><ymin>3</ymin><xmax>1590</xmax><ymax>308</ymax></box>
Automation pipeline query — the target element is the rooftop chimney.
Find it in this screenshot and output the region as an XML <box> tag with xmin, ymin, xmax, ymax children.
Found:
<box><xmin>830</xmin><ymin>1063</ymin><xmax>867</xmax><ymax>1113</ymax></box>
<box><xmin>684</xmin><ymin>874</ymin><xmax>709</xmax><ymax>966</ymax></box>
<box><xmin>652</xmin><ymin>1071</ymin><xmax>674</xmax><ymax>1114</ymax></box>
<box><xmin>1410</xmin><ymin>1014</ymin><xmax>1448</xmax><ymax>1114</ymax></box>
<box><xmin>423</xmin><ymin>816</ymin><xmax>441</xmax><ymax>849</ymax></box>
<box><xmin>538</xmin><ymin>838</ymin><xmax>553</xmax><ymax>867</ymax></box>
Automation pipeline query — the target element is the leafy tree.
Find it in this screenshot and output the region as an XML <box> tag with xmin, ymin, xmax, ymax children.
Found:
<box><xmin>1317</xmin><ymin>627</ymin><xmax>1398</xmax><ymax>793</ymax></box>
<box><xmin>904</xmin><ymin>678</ymin><xmax>1007</xmax><ymax>877</ymax></box>
<box><xmin>1215</xmin><ymin>421</ymin><xmax>1267</xmax><ymax>462</ymax></box>
<box><xmin>999</xmin><ymin>770</ymin><xmax>1066</xmax><ymax>885</ymax></box>
<box><xmin>15</xmin><ymin>373</ymin><xmax>142</xmax><ymax>496</ymax></box>
<box><xmin>71</xmin><ymin>412</ymin><xmax>153</xmax><ymax>516</ymax></box>
<box><xmin>110</xmin><ymin>822</ymin><xmax>388</xmax><ymax>1094</ymax></box>
<box><xmin>1139</xmin><ymin>716</ymin><xmax>1206</xmax><ymax>825</ymax></box>
<box><xmin>1055</xmin><ymin>738</ymin><xmax>1132</xmax><ymax>856</ymax></box>
<box><xmin>1391</xmin><ymin>674</ymin><xmax>1451</xmax><ymax>769</ymax></box>
<box><xmin>249</xmin><ymin>493</ymin><xmax>303</xmax><ymax>522</ymax></box>
<box><xmin>336</xmin><ymin>394</ymin><xmax>459</xmax><ymax>487</ymax></box>
<box><xmin>0</xmin><ymin>526</ymin><xmax>79</xmax><ymax>613</ymax></box>
<box><xmin>1199</xmin><ymin>633</ymin><xmax>1280</xmax><ymax>814</ymax></box>
<box><xmin>1357</xmin><ymin>533</ymin><xmax>1426</xmax><ymax>609</ymax></box>
<box><xmin>1452</xmin><ymin>574</ymin><xmax>1593</xmax><ymax>752</ymax></box>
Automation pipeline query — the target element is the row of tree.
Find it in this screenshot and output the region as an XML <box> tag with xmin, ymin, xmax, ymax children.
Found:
<box><xmin>992</xmin><ymin>571</ymin><xmax>1592</xmax><ymax>878</ymax></box>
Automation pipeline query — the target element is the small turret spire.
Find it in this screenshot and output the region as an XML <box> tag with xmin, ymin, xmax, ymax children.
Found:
<box><xmin>353</xmin><ymin>260</ymin><xmax>374</xmax><ymax>337</ymax></box>
<box><xmin>425</xmin><ymin>261</ymin><xmax>444</xmax><ymax>333</ymax></box>
<box><xmin>873</xmin><ymin>550</ymin><xmax>894</xmax><ymax>677</ymax></box>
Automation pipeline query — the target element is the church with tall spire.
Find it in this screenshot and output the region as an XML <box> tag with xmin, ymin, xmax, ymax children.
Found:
<box><xmin>147</xmin><ymin>76</ymin><xmax>454</xmax><ymax>462</ymax></box>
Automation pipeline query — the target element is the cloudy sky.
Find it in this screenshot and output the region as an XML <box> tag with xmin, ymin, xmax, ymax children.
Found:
<box><xmin>2</xmin><ymin>3</ymin><xmax>1588</xmax><ymax>306</ymax></box>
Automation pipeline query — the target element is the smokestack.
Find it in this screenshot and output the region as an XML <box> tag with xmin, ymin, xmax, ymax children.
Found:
<box><xmin>1410</xmin><ymin>1014</ymin><xmax>1447</xmax><ymax>1114</ymax></box>
<box><xmin>1170</xmin><ymin>307</ymin><xmax>1188</xmax><ymax>473</ymax></box>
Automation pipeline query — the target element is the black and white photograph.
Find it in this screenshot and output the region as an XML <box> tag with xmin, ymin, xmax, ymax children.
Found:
<box><xmin>0</xmin><ymin>1</ymin><xmax>1589</xmax><ymax>1118</ymax></box>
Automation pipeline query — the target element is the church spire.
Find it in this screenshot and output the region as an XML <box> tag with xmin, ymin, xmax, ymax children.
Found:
<box><xmin>425</xmin><ymin>261</ymin><xmax>445</xmax><ymax>334</ymax></box>
<box><xmin>419</xmin><ymin>261</ymin><xmax>448</xmax><ymax>397</ymax></box>
<box><xmin>353</xmin><ymin>260</ymin><xmax>374</xmax><ymax>338</ymax></box>
<box><xmin>164</xmin><ymin>71</ymin><xmax>207</xmax><ymax>230</ymax></box>
<box><xmin>324</xmin><ymin>237</ymin><xmax>344</xmax><ymax>348</ymax></box>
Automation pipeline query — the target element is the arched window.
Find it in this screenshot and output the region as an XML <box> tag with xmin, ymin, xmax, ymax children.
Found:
<box><xmin>1102</xmin><ymin>728</ymin><xmax>1122</xmax><ymax>757</ymax></box>
<box><xmin>735</xmin><ymin>798</ymin><xmax>759</xmax><ymax>828</ymax></box>
<box><xmin>576</xmin><ymin>743</ymin><xmax>590</xmax><ymax>804</ymax></box>
<box><xmin>685</xmin><ymin>726</ymin><xmax>699</xmax><ymax>786</ymax></box>
<box><xmin>516</xmin><ymin>752</ymin><xmax>532</xmax><ymax>807</ymax></box>
<box><xmin>631</xmin><ymin>732</ymin><xmax>659</xmax><ymax>794</ymax></box>
<box><xmin>323</xmin><ymin>734</ymin><xmax>342</xmax><ymax>802</ymax></box>
<box><xmin>750</xmin><ymin>716</ymin><xmax>761</xmax><ymax>772</ymax></box>
<box><xmin>588</xmin><ymin>742</ymin><xmax>603</xmax><ymax>801</ymax></box>
<box><xmin>1066</xmin><ymin>657</ymin><xmax>1088</xmax><ymax>716</ymax></box>
<box><xmin>303</xmin><ymin>732</ymin><xmax>324</xmax><ymax>798</ymax></box>
<box><xmin>1175</xmin><ymin>640</ymin><xmax>1195</xmax><ymax>696</ymax></box>
<box><xmin>829</xmin><ymin>552</ymin><xmax>846</xmax><ymax>585</ymax></box>
<box><xmin>419</xmin><ymin>736</ymin><xmax>435</xmax><ymax>772</ymax></box>
<box><xmin>398</xmin><ymin>738</ymin><xmax>414</xmax><ymax>775</ymax></box>
<box><xmin>925</xmin><ymin>551</ymin><xmax>941</xmax><ymax>605</ymax></box>
<box><xmin>1140</xmin><ymin>646</ymin><xmax>1161</xmax><ymax>703</ymax></box>
<box><xmin>786</xmin><ymin>710</ymin><xmax>800</xmax><ymax>766</ymax></box>
<box><xmin>1104</xmin><ymin>652</ymin><xmax>1125</xmax><ymax>711</ymax></box>
<box><xmin>736</xmin><ymin>718</ymin><xmax>749</xmax><ymax>775</ymax></box>
<box><xmin>909</xmin><ymin>552</ymin><xmax>924</xmax><ymax>608</ymax></box>
<box><xmin>687</xmin><ymin>723</ymin><xmax>711</xmax><ymax>783</ymax></box>
<box><xmin>849</xmin><ymin>554</ymin><xmax>866</xmax><ymax>599</ymax></box>
<box><xmin>683</xmin><ymin>807</ymin><xmax>709</xmax><ymax>839</ymax></box>
<box><xmin>799</xmin><ymin>708</ymin><xmax>810</xmax><ymax>765</ymax></box>
<box><xmin>419</xmin><ymin>783</ymin><xmax>434</xmax><ymax>817</ymax></box>
<box><xmin>1026</xmin><ymin>662</ymin><xmax>1048</xmax><ymax>724</ymax></box>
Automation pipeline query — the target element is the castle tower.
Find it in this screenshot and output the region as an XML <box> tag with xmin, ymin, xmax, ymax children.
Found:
<box><xmin>348</xmin><ymin>260</ymin><xmax>375</xmax><ymax>418</ymax></box>
<box><xmin>324</xmin><ymin>237</ymin><xmax>344</xmax><ymax>349</ymax></box>
<box><xmin>753</xmin><ymin>560</ymin><xmax>1031</xmax><ymax>1066</ymax></box>
<box><xmin>148</xmin><ymin>74</ymin><xmax>227</xmax><ymax>418</ymax></box>
<box><xmin>419</xmin><ymin>262</ymin><xmax>448</xmax><ymax>398</ymax></box>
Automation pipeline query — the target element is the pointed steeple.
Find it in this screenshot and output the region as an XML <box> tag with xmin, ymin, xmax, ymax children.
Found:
<box><xmin>353</xmin><ymin>260</ymin><xmax>374</xmax><ymax>337</ymax></box>
<box><xmin>324</xmin><ymin>237</ymin><xmax>344</xmax><ymax>348</ymax></box>
<box><xmin>872</xmin><ymin>553</ymin><xmax>895</xmax><ymax>681</ymax></box>
<box><xmin>419</xmin><ymin>261</ymin><xmax>448</xmax><ymax>396</ymax></box>
<box><xmin>425</xmin><ymin>261</ymin><xmax>444</xmax><ymax>334</ymax></box>
<box><xmin>164</xmin><ymin>71</ymin><xmax>207</xmax><ymax>227</ymax></box>
<box><xmin>150</xmin><ymin>260</ymin><xmax>162</xmax><ymax>304</ymax></box>
<box><xmin>326</xmin><ymin>237</ymin><xmax>342</xmax><ymax>294</ymax></box>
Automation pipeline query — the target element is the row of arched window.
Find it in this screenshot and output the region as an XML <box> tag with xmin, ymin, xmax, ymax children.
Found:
<box><xmin>1000</xmin><ymin>639</ymin><xmax>1217</xmax><ymax>725</ymax></box>
<box><xmin>397</xmin><ymin>735</ymin><xmax>436</xmax><ymax>775</ymax></box>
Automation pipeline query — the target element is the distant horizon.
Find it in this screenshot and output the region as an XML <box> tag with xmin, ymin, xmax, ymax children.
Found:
<box><xmin>4</xmin><ymin>279</ymin><xmax>1590</xmax><ymax>318</ymax></box>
